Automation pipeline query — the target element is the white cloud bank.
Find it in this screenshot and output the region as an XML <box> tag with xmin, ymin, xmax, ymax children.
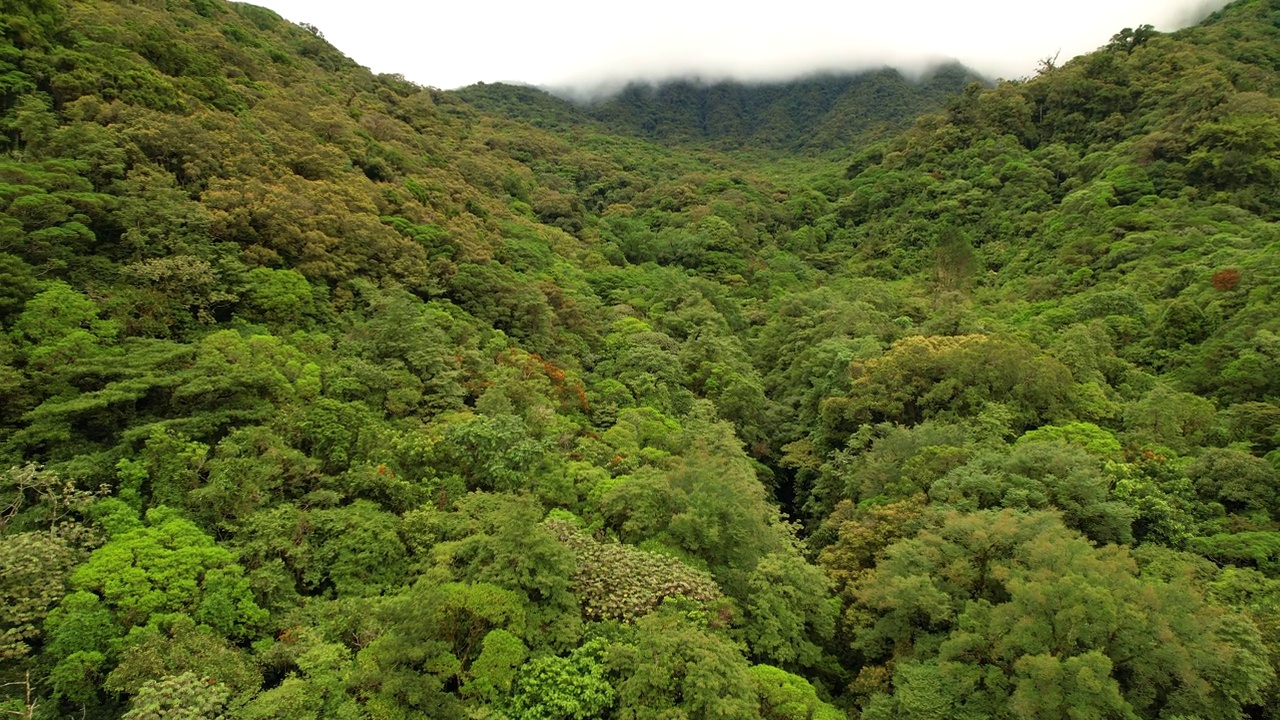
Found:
<box><xmin>254</xmin><ymin>0</ymin><xmax>1231</xmax><ymax>90</ymax></box>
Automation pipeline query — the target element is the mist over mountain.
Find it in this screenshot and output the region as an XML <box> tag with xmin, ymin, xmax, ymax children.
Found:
<box><xmin>258</xmin><ymin>0</ymin><xmax>1233</xmax><ymax>90</ymax></box>
<box><xmin>453</xmin><ymin>63</ymin><xmax>986</xmax><ymax>151</ymax></box>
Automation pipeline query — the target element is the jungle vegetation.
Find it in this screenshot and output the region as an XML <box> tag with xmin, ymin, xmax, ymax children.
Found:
<box><xmin>1</xmin><ymin>0</ymin><xmax>1279</xmax><ymax>718</ymax></box>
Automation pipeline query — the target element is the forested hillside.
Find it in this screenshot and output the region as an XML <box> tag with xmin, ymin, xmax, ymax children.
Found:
<box><xmin>1</xmin><ymin>0</ymin><xmax>1279</xmax><ymax>718</ymax></box>
<box><xmin>455</xmin><ymin>64</ymin><xmax>982</xmax><ymax>152</ymax></box>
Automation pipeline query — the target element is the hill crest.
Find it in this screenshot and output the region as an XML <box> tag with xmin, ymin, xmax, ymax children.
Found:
<box><xmin>452</xmin><ymin>63</ymin><xmax>986</xmax><ymax>152</ymax></box>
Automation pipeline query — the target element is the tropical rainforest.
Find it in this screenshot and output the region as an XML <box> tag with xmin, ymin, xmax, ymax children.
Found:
<box><xmin>1</xmin><ymin>0</ymin><xmax>1279</xmax><ymax>718</ymax></box>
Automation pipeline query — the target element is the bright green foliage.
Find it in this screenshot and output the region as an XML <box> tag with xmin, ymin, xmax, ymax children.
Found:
<box><xmin>463</xmin><ymin>628</ymin><xmax>527</xmax><ymax>702</ymax></box>
<box><xmin>505</xmin><ymin>638</ymin><xmax>614</xmax><ymax>720</ymax></box>
<box><xmin>179</xmin><ymin>331</ymin><xmax>323</xmax><ymax>416</ymax></box>
<box><xmin>41</xmin><ymin>590</ymin><xmax>120</xmax><ymax>704</ymax></box>
<box><xmin>45</xmin><ymin>645</ymin><xmax>111</xmax><ymax>706</ymax></box>
<box><xmin>70</xmin><ymin>504</ymin><xmax>267</xmax><ymax>637</ymax></box>
<box><xmin>1015</xmin><ymin>421</ymin><xmax>1123</xmax><ymax>460</ymax></box>
<box><xmin>1110</xmin><ymin>457</ymin><xmax>1200</xmax><ymax>547</ymax></box>
<box><xmin>37</xmin><ymin>503</ymin><xmax>266</xmax><ymax>716</ymax></box>
<box><xmin>751</xmin><ymin>664</ymin><xmax>845</xmax><ymax>720</ymax></box>
<box><xmin>240</xmin><ymin>267</ymin><xmax>317</xmax><ymax>329</ymax></box>
<box><xmin>11</xmin><ymin>281</ymin><xmax>117</xmax><ymax>374</ymax></box>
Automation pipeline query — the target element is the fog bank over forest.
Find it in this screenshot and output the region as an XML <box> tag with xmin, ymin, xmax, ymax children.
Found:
<box><xmin>257</xmin><ymin>0</ymin><xmax>1232</xmax><ymax>89</ymax></box>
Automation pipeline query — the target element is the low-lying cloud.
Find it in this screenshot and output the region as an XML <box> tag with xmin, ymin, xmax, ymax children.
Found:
<box><xmin>257</xmin><ymin>0</ymin><xmax>1231</xmax><ymax>91</ymax></box>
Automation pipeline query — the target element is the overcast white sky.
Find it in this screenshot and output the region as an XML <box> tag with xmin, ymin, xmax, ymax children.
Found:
<box><xmin>255</xmin><ymin>0</ymin><xmax>1229</xmax><ymax>91</ymax></box>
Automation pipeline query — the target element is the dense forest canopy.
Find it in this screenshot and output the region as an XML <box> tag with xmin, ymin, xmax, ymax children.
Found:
<box><xmin>1</xmin><ymin>0</ymin><xmax>1279</xmax><ymax>718</ymax></box>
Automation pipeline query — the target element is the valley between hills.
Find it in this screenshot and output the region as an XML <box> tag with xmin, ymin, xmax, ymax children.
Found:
<box><xmin>1</xmin><ymin>0</ymin><xmax>1279</xmax><ymax>718</ymax></box>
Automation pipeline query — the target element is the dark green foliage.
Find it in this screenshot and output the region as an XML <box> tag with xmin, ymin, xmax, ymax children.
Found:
<box><xmin>1187</xmin><ymin>447</ymin><xmax>1278</xmax><ymax>516</ymax></box>
<box><xmin>425</xmin><ymin>493</ymin><xmax>581</xmax><ymax>649</ymax></box>
<box><xmin>465</xmin><ymin>64</ymin><xmax>984</xmax><ymax>153</ymax></box>
<box><xmin>852</xmin><ymin>510</ymin><xmax>1273</xmax><ymax>720</ymax></box>
<box><xmin>1192</xmin><ymin>532</ymin><xmax>1280</xmax><ymax>574</ymax></box>
<box><xmin>608</xmin><ymin>610</ymin><xmax>762</xmax><ymax>720</ymax></box>
<box><xmin>105</xmin><ymin>614</ymin><xmax>262</xmax><ymax>702</ymax></box>
<box><xmin>349</xmin><ymin>580</ymin><xmax>526</xmax><ymax>718</ymax></box>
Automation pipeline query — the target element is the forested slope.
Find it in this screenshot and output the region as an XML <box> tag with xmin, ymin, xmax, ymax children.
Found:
<box><xmin>1</xmin><ymin>0</ymin><xmax>1279</xmax><ymax>719</ymax></box>
<box><xmin>454</xmin><ymin>64</ymin><xmax>982</xmax><ymax>152</ymax></box>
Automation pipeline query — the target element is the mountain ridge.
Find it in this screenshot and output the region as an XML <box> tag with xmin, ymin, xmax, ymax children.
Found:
<box><xmin>452</xmin><ymin>62</ymin><xmax>986</xmax><ymax>152</ymax></box>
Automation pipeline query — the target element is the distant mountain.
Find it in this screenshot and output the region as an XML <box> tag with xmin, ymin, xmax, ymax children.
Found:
<box><xmin>453</xmin><ymin>63</ymin><xmax>986</xmax><ymax>152</ymax></box>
